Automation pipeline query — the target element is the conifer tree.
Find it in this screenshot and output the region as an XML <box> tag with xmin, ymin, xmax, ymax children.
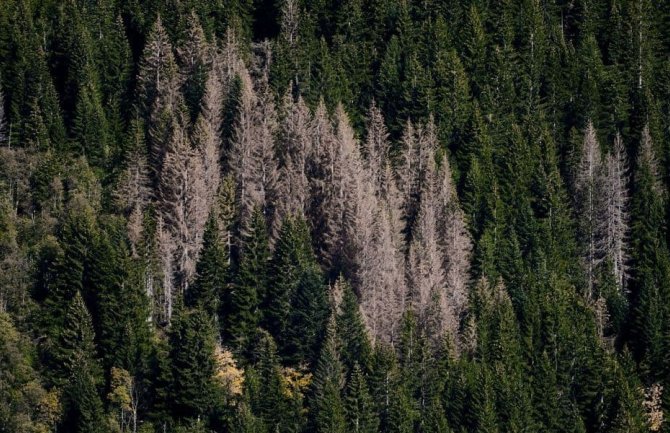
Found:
<box><xmin>230</xmin><ymin>401</ymin><xmax>265</xmax><ymax>433</ymax></box>
<box><xmin>264</xmin><ymin>216</ymin><xmax>316</xmax><ymax>349</ymax></box>
<box><xmin>361</xmin><ymin>102</ymin><xmax>393</xmax><ymax>202</ymax></box>
<box><xmin>57</xmin><ymin>292</ymin><xmax>105</xmax><ymax>433</ymax></box>
<box><xmin>345</xmin><ymin>363</ymin><xmax>379</xmax><ymax>433</ymax></box>
<box><xmin>461</xmin><ymin>105</ymin><xmax>498</xmax><ymax>245</ymax></box>
<box><xmin>366</xmin><ymin>344</ymin><xmax>395</xmax><ymax>431</ymax></box>
<box><xmin>276</xmin><ymin>92</ymin><xmax>311</xmax><ymax>222</ymax></box>
<box><xmin>283</xmin><ymin>263</ymin><xmax>330</xmax><ymax>365</ymax></box>
<box><xmin>397</xmin><ymin>119</ymin><xmax>424</xmax><ymax>244</ymax></box>
<box><xmin>387</xmin><ymin>379</ymin><xmax>419</xmax><ymax>433</ymax></box>
<box><xmin>177</xmin><ymin>12</ymin><xmax>213</xmax><ymax>122</ymax></box>
<box><xmin>407</xmin><ymin>169</ymin><xmax>456</xmax><ymax>343</ymax></box>
<box><xmin>599</xmin><ymin>133</ymin><xmax>630</xmax><ymax>294</ymax></box>
<box><xmin>461</xmin><ymin>5</ymin><xmax>488</xmax><ymax>101</ymax></box>
<box><xmin>355</xmin><ymin>191</ymin><xmax>407</xmax><ymax>345</ymax></box>
<box><xmin>89</xmin><ymin>224</ymin><xmax>150</xmax><ymax>373</ymax></box>
<box><xmin>574</xmin><ymin>121</ymin><xmax>604</xmax><ymax>300</ymax></box>
<box><xmin>629</xmin><ymin>126</ymin><xmax>670</xmax><ymax>375</ymax></box>
<box><xmin>95</xmin><ymin>14</ymin><xmax>132</xmax><ymax>147</ymax></box>
<box><xmin>272</xmin><ymin>0</ymin><xmax>302</xmax><ymax>89</ymax></box>
<box><xmin>433</xmin><ymin>44</ymin><xmax>471</xmax><ymax>152</ymax></box>
<box><xmin>323</xmin><ymin>103</ymin><xmax>366</xmax><ymax>274</ymax></box>
<box><xmin>157</xmin><ymin>116</ymin><xmax>208</xmax><ymax>313</ymax></box>
<box><xmin>187</xmin><ymin>216</ymin><xmax>229</xmax><ymax>319</ymax></box>
<box><xmin>246</xmin><ymin>330</ymin><xmax>302</xmax><ymax>432</ymax></box>
<box><xmin>72</xmin><ymin>72</ymin><xmax>110</xmax><ymax>168</ymax></box>
<box><xmin>306</xmin><ymin>100</ymin><xmax>339</xmax><ymax>266</ymax></box>
<box><xmin>115</xmin><ymin>118</ymin><xmax>152</xmax><ymax>257</ymax></box>
<box><xmin>4</xmin><ymin>2</ymin><xmax>65</xmax><ymax>150</ymax></box>
<box><xmin>227</xmin><ymin>57</ymin><xmax>279</xmax><ymax>236</ymax></box>
<box><xmin>310</xmin><ymin>315</ymin><xmax>347</xmax><ymax>433</ymax></box>
<box><xmin>225</xmin><ymin>207</ymin><xmax>269</xmax><ymax>352</ymax></box>
<box><xmin>434</xmin><ymin>153</ymin><xmax>472</xmax><ymax>333</ymax></box>
<box><xmin>193</xmin><ymin>65</ymin><xmax>224</xmax><ymax>212</ymax></box>
<box><xmin>137</xmin><ymin>16</ymin><xmax>181</xmax><ymax>173</ymax></box>
<box><xmin>169</xmin><ymin>306</ymin><xmax>217</xmax><ymax>420</ymax></box>
<box><xmin>334</xmin><ymin>277</ymin><xmax>372</xmax><ymax>372</ymax></box>
<box><xmin>41</xmin><ymin>207</ymin><xmax>97</xmax><ymax>356</ymax></box>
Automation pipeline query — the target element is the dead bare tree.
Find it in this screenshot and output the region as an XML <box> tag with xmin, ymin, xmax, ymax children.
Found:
<box><xmin>158</xmin><ymin>116</ymin><xmax>209</xmax><ymax>317</ymax></box>
<box><xmin>357</xmin><ymin>199</ymin><xmax>408</xmax><ymax>346</ymax></box>
<box><xmin>574</xmin><ymin>120</ymin><xmax>603</xmax><ymax>300</ymax></box>
<box><xmin>227</xmin><ymin>56</ymin><xmax>279</xmax><ymax>238</ymax></box>
<box><xmin>155</xmin><ymin>215</ymin><xmax>176</xmax><ymax>323</ymax></box>
<box><xmin>276</xmin><ymin>91</ymin><xmax>311</xmax><ymax>221</ymax></box>
<box><xmin>598</xmin><ymin>133</ymin><xmax>630</xmax><ymax>294</ymax></box>
<box><xmin>433</xmin><ymin>151</ymin><xmax>472</xmax><ymax>329</ymax></box>
<box><xmin>193</xmin><ymin>65</ymin><xmax>223</xmax><ymax>212</ymax></box>
<box><xmin>406</xmin><ymin>175</ymin><xmax>457</xmax><ymax>344</ymax></box>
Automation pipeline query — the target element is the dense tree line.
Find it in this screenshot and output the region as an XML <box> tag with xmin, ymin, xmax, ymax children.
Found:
<box><xmin>1</xmin><ymin>0</ymin><xmax>670</xmax><ymax>432</ymax></box>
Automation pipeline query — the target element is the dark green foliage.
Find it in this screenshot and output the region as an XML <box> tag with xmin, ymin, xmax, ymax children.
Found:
<box><xmin>89</xmin><ymin>219</ymin><xmax>151</xmax><ymax>374</ymax></box>
<box><xmin>72</xmin><ymin>76</ymin><xmax>110</xmax><ymax>168</ymax></box>
<box><xmin>187</xmin><ymin>216</ymin><xmax>230</xmax><ymax>320</ymax></box>
<box><xmin>628</xmin><ymin>132</ymin><xmax>670</xmax><ymax>377</ymax></box>
<box><xmin>169</xmin><ymin>306</ymin><xmax>217</xmax><ymax>420</ymax></box>
<box><xmin>263</xmin><ymin>216</ymin><xmax>316</xmax><ymax>347</ymax></box>
<box><xmin>309</xmin><ymin>315</ymin><xmax>346</xmax><ymax>433</ymax></box>
<box><xmin>345</xmin><ymin>363</ymin><xmax>379</xmax><ymax>433</ymax></box>
<box><xmin>283</xmin><ymin>264</ymin><xmax>330</xmax><ymax>366</ymax></box>
<box><xmin>246</xmin><ymin>330</ymin><xmax>303</xmax><ymax>433</ymax></box>
<box><xmin>57</xmin><ymin>292</ymin><xmax>105</xmax><ymax>433</ymax></box>
<box><xmin>224</xmin><ymin>208</ymin><xmax>269</xmax><ymax>353</ymax></box>
<box><xmin>336</xmin><ymin>278</ymin><xmax>372</xmax><ymax>372</ymax></box>
<box><xmin>40</xmin><ymin>206</ymin><xmax>98</xmax><ymax>364</ymax></box>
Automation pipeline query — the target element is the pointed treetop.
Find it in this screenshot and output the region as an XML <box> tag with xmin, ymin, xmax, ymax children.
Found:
<box><xmin>313</xmin><ymin>313</ymin><xmax>345</xmax><ymax>391</ymax></box>
<box><xmin>577</xmin><ymin>119</ymin><xmax>602</xmax><ymax>186</ymax></box>
<box><xmin>638</xmin><ymin>125</ymin><xmax>659</xmax><ymax>188</ymax></box>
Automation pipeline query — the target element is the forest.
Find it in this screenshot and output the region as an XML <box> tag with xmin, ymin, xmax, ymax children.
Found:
<box><xmin>0</xmin><ymin>0</ymin><xmax>670</xmax><ymax>432</ymax></box>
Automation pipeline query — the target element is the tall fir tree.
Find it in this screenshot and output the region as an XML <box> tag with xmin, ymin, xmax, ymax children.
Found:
<box><xmin>309</xmin><ymin>315</ymin><xmax>347</xmax><ymax>433</ymax></box>
<box><xmin>169</xmin><ymin>306</ymin><xmax>218</xmax><ymax>421</ymax></box>
<box><xmin>225</xmin><ymin>207</ymin><xmax>269</xmax><ymax>354</ymax></box>
<box><xmin>56</xmin><ymin>292</ymin><xmax>105</xmax><ymax>433</ymax></box>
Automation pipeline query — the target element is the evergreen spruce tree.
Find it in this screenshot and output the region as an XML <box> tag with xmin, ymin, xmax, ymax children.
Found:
<box><xmin>90</xmin><ymin>222</ymin><xmax>151</xmax><ymax>374</ymax></box>
<box><xmin>335</xmin><ymin>277</ymin><xmax>372</xmax><ymax>372</ymax></box>
<box><xmin>263</xmin><ymin>216</ymin><xmax>316</xmax><ymax>351</ymax></box>
<box><xmin>345</xmin><ymin>362</ymin><xmax>379</xmax><ymax>433</ymax></box>
<box><xmin>72</xmin><ymin>75</ymin><xmax>110</xmax><ymax>167</ymax></box>
<box><xmin>187</xmin><ymin>216</ymin><xmax>230</xmax><ymax>320</ymax></box>
<box><xmin>283</xmin><ymin>264</ymin><xmax>330</xmax><ymax>365</ymax></box>
<box><xmin>169</xmin><ymin>306</ymin><xmax>217</xmax><ymax>420</ymax></box>
<box><xmin>310</xmin><ymin>315</ymin><xmax>347</xmax><ymax>433</ymax></box>
<box><xmin>225</xmin><ymin>207</ymin><xmax>269</xmax><ymax>353</ymax></box>
<box><xmin>41</xmin><ymin>207</ymin><xmax>97</xmax><ymax>368</ymax></box>
<box><xmin>57</xmin><ymin>292</ymin><xmax>105</xmax><ymax>433</ymax></box>
<box><xmin>246</xmin><ymin>330</ymin><xmax>302</xmax><ymax>433</ymax></box>
<box><xmin>629</xmin><ymin>126</ymin><xmax>670</xmax><ymax>376</ymax></box>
